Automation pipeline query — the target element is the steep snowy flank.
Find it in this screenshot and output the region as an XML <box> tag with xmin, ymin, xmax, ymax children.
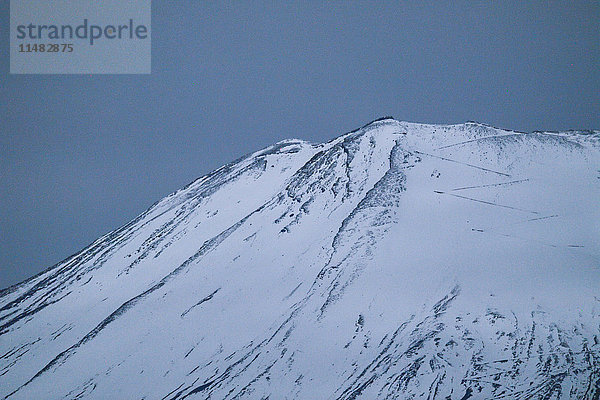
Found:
<box><xmin>1</xmin><ymin>118</ymin><xmax>599</xmax><ymax>399</ymax></box>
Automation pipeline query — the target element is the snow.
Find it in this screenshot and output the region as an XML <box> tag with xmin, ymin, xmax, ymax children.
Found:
<box><xmin>1</xmin><ymin>118</ymin><xmax>598</xmax><ymax>399</ymax></box>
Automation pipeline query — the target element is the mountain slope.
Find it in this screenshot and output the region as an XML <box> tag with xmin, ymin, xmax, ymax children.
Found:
<box><xmin>1</xmin><ymin>118</ymin><xmax>599</xmax><ymax>399</ymax></box>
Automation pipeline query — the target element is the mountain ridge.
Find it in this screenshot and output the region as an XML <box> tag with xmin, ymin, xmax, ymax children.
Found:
<box><xmin>1</xmin><ymin>118</ymin><xmax>599</xmax><ymax>399</ymax></box>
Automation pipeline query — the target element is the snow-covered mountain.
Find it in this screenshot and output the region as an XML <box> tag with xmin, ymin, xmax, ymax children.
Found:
<box><xmin>1</xmin><ymin>118</ymin><xmax>599</xmax><ymax>399</ymax></box>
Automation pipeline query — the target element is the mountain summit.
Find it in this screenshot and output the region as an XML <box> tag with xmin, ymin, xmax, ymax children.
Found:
<box><xmin>1</xmin><ymin>119</ymin><xmax>599</xmax><ymax>399</ymax></box>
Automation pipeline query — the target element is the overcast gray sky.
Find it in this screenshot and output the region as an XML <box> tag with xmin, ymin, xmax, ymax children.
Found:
<box><xmin>1</xmin><ymin>1</ymin><xmax>598</xmax><ymax>289</ymax></box>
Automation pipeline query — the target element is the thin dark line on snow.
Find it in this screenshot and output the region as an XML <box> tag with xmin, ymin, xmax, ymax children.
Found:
<box><xmin>434</xmin><ymin>190</ymin><xmax>538</xmax><ymax>214</ymax></box>
<box><xmin>414</xmin><ymin>151</ymin><xmax>511</xmax><ymax>177</ymax></box>
<box><xmin>435</xmin><ymin>133</ymin><xmax>521</xmax><ymax>150</ymax></box>
<box><xmin>522</xmin><ymin>215</ymin><xmax>559</xmax><ymax>223</ymax></box>
<box><xmin>470</xmin><ymin>215</ymin><xmax>560</xmax><ymax>233</ymax></box>
<box><xmin>471</xmin><ymin>229</ymin><xmax>595</xmax><ymax>259</ymax></box>
<box><xmin>451</xmin><ymin>179</ymin><xmax>529</xmax><ymax>191</ymax></box>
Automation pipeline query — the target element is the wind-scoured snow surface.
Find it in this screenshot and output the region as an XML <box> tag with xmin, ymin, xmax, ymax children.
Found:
<box><xmin>1</xmin><ymin>118</ymin><xmax>599</xmax><ymax>399</ymax></box>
